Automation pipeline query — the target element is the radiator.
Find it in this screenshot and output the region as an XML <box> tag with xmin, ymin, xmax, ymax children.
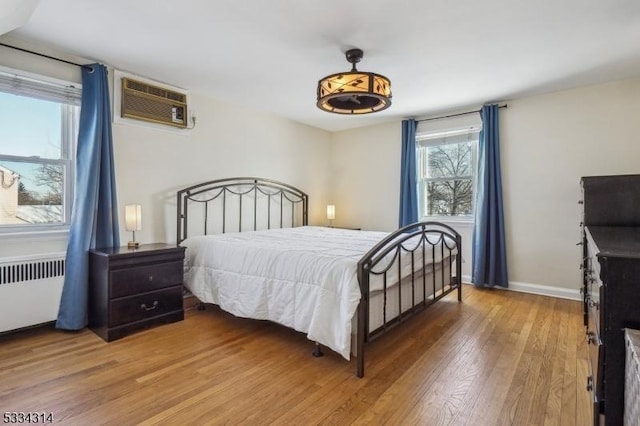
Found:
<box><xmin>0</xmin><ymin>253</ymin><xmax>65</xmax><ymax>333</ymax></box>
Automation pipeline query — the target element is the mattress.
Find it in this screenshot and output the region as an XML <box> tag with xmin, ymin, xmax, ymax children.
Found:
<box><xmin>181</xmin><ymin>226</ymin><xmax>456</xmax><ymax>359</ymax></box>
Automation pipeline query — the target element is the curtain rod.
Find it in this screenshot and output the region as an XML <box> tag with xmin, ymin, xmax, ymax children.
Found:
<box><xmin>0</xmin><ymin>42</ymin><xmax>92</xmax><ymax>70</ymax></box>
<box><xmin>417</xmin><ymin>104</ymin><xmax>508</xmax><ymax>123</ymax></box>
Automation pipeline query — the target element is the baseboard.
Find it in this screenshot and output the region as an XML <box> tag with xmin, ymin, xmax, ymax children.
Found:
<box><xmin>0</xmin><ymin>320</ymin><xmax>56</xmax><ymax>338</ymax></box>
<box><xmin>461</xmin><ymin>275</ymin><xmax>581</xmax><ymax>301</ymax></box>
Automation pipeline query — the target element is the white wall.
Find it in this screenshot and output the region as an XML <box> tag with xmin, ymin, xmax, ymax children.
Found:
<box><xmin>331</xmin><ymin>76</ymin><xmax>640</xmax><ymax>294</ymax></box>
<box><xmin>329</xmin><ymin>122</ymin><xmax>401</xmax><ymax>231</ymax></box>
<box><xmin>501</xmin><ymin>77</ymin><xmax>640</xmax><ymax>292</ymax></box>
<box><xmin>114</xmin><ymin>93</ymin><xmax>332</xmax><ymax>246</ymax></box>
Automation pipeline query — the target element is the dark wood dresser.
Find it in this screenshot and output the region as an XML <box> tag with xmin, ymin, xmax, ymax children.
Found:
<box><xmin>89</xmin><ymin>243</ymin><xmax>185</xmax><ymax>342</ymax></box>
<box><xmin>581</xmin><ymin>175</ymin><xmax>640</xmax><ymax>425</ymax></box>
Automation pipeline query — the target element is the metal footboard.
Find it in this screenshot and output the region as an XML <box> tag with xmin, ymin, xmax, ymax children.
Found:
<box><xmin>355</xmin><ymin>221</ymin><xmax>462</xmax><ymax>377</ymax></box>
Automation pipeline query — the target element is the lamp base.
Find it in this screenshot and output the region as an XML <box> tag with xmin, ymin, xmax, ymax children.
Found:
<box><xmin>127</xmin><ymin>241</ymin><xmax>140</xmax><ymax>249</ymax></box>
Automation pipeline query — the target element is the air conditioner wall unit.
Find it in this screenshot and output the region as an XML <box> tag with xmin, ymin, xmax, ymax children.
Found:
<box><xmin>121</xmin><ymin>77</ymin><xmax>188</xmax><ymax>128</ymax></box>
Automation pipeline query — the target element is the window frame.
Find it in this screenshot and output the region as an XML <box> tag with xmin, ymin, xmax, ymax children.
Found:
<box><xmin>0</xmin><ymin>69</ymin><xmax>80</xmax><ymax>237</ymax></box>
<box><xmin>416</xmin><ymin>126</ymin><xmax>481</xmax><ymax>223</ymax></box>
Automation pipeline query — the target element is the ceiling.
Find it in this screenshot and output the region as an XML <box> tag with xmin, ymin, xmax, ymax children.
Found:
<box><xmin>6</xmin><ymin>0</ymin><xmax>640</xmax><ymax>132</ymax></box>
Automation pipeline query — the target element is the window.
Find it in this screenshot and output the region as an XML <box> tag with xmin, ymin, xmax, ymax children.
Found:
<box><xmin>417</xmin><ymin>127</ymin><xmax>480</xmax><ymax>219</ymax></box>
<box><xmin>0</xmin><ymin>70</ymin><xmax>80</xmax><ymax>232</ymax></box>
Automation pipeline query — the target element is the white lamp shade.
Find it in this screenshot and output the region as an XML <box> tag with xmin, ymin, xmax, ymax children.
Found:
<box><xmin>326</xmin><ymin>205</ymin><xmax>335</xmax><ymax>220</ymax></box>
<box><xmin>125</xmin><ymin>204</ymin><xmax>142</xmax><ymax>232</ymax></box>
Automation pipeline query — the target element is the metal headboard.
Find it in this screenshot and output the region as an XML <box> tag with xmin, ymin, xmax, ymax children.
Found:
<box><xmin>177</xmin><ymin>177</ymin><xmax>308</xmax><ymax>243</ymax></box>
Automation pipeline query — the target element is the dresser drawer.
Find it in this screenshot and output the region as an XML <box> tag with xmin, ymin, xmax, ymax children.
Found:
<box><xmin>587</xmin><ymin>304</ymin><xmax>604</xmax><ymax>401</ymax></box>
<box><xmin>109</xmin><ymin>286</ymin><xmax>183</xmax><ymax>327</ymax></box>
<box><xmin>586</xmin><ymin>236</ymin><xmax>602</xmax><ymax>282</ymax></box>
<box><xmin>110</xmin><ymin>261</ymin><xmax>183</xmax><ymax>298</ymax></box>
<box><xmin>586</xmin><ymin>289</ymin><xmax>602</xmax><ymax>339</ymax></box>
<box><xmin>587</xmin><ymin>336</ymin><xmax>603</xmax><ymax>403</ymax></box>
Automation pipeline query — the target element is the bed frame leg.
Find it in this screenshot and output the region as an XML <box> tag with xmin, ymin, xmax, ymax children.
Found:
<box><xmin>198</xmin><ymin>302</ymin><xmax>206</xmax><ymax>311</ymax></box>
<box><xmin>356</xmin><ymin>300</ymin><xmax>366</xmax><ymax>378</ymax></box>
<box><xmin>456</xmin><ymin>277</ymin><xmax>462</xmax><ymax>301</ymax></box>
<box><xmin>312</xmin><ymin>342</ymin><xmax>324</xmax><ymax>357</ymax></box>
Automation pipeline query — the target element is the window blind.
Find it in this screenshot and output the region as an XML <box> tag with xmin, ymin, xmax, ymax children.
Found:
<box><xmin>0</xmin><ymin>71</ymin><xmax>81</xmax><ymax>106</ymax></box>
<box><xmin>417</xmin><ymin>126</ymin><xmax>481</xmax><ymax>147</ymax></box>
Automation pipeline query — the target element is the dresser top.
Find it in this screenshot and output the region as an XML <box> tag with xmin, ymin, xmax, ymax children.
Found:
<box><xmin>582</xmin><ymin>175</ymin><xmax>640</xmax><ymax>226</ymax></box>
<box><xmin>587</xmin><ymin>226</ymin><xmax>640</xmax><ymax>259</ymax></box>
<box><xmin>91</xmin><ymin>243</ymin><xmax>184</xmax><ymax>258</ymax></box>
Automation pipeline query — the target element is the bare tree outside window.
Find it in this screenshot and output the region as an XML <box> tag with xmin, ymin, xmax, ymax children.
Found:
<box><xmin>417</xmin><ymin>129</ymin><xmax>479</xmax><ymax>218</ymax></box>
<box><xmin>34</xmin><ymin>163</ymin><xmax>64</xmax><ymax>206</ymax></box>
<box><xmin>1</xmin><ymin>161</ymin><xmax>65</xmax><ymax>224</ymax></box>
<box><xmin>17</xmin><ymin>181</ymin><xmax>39</xmax><ymax>205</ymax></box>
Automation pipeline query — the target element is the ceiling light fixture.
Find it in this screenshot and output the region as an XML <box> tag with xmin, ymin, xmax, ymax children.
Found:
<box><xmin>316</xmin><ymin>48</ymin><xmax>392</xmax><ymax>115</ymax></box>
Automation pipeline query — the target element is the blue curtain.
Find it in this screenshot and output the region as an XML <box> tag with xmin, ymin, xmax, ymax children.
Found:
<box><xmin>472</xmin><ymin>104</ymin><xmax>508</xmax><ymax>287</ymax></box>
<box><xmin>57</xmin><ymin>64</ymin><xmax>120</xmax><ymax>330</ymax></box>
<box><xmin>399</xmin><ymin>119</ymin><xmax>418</xmax><ymax>227</ymax></box>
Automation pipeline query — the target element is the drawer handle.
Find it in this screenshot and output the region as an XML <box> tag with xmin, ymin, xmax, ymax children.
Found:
<box><xmin>141</xmin><ymin>301</ymin><xmax>159</xmax><ymax>311</ymax></box>
<box><xmin>148</xmin><ymin>275</ymin><xmax>153</xmax><ymax>282</ymax></box>
<box><xmin>586</xmin><ymin>375</ymin><xmax>593</xmax><ymax>391</ymax></box>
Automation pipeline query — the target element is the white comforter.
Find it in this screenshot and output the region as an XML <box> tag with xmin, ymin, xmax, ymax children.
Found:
<box><xmin>181</xmin><ymin>226</ymin><xmax>454</xmax><ymax>359</ymax></box>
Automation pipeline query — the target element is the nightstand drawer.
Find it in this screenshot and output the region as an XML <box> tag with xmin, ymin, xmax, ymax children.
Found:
<box><xmin>90</xmin><ymin>243</ymin><xmax>185</xmax><ymax>342</ymax></box>
<box><xmin>110</xmin><ymin>261</ymin><xmax>183</xmax><ymax>298</ymax></box>
<box><xmin>110</xmin><ymin>286</ymin><xmax>183</xmax><ymax>327</ymax></box>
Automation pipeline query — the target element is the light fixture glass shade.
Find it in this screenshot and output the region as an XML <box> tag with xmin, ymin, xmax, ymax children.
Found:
<box><xmin>317</xmin><ymin>72</ymin><xmax>392</xmax><ymax>114</ymax></box>
<box><xmin>125</xmin><ymin>204</ymin><xmax>142</xmax><ymax>232</ymax></box>
<box><xmin>317</xmin><ymin>48</ymin><xmax>392</xmax><ymax>115</ymax></box>
<box><xmin>326</xmin><ymin>205</ymin><xmax>336</xmax><ymax>220</ymax></box>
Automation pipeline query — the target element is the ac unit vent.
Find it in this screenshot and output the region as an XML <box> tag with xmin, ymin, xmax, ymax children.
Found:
<box><xmin>121</xmin><ymin>77</ymin><xmax>188</xmax><ymax>128</ymax></box>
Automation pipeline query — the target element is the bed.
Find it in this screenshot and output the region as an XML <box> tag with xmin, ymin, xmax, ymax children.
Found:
<box><xmin>177</xmin><ymin>177</ymin><xmax>462</xmax><ymax>377</ymax></box>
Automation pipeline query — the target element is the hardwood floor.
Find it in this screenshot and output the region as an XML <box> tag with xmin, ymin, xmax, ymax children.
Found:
<box><xmin>0</xmin><ymin>285</ymin><xmax>590</xmax><ymax>425</ymax></box>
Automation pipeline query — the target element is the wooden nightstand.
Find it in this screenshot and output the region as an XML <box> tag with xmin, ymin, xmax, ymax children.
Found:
<box><xmin>88</xmin><ymin>243</ymin><xmax>185</xmax><ymax>342</ymax></box>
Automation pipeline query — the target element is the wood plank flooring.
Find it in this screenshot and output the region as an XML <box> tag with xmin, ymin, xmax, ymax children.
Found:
<box><xmin>0</xmin><ymin>285</ymin><xmax>590</xmax><ymax>425</ymax></box>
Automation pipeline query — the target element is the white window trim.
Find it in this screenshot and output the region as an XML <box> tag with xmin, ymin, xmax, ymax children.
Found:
<box><xmin>417</xmin><ymin>126</ymin><xmax>480</xmax><ymax>222</ymax></box>
<box><xmin>0</xmin><ymin>68</ymin><xmax>80</xmax><ymax>237</ymax></box>
<box><xmin>425</xmin><ymin>216</ymin><xmax>475</xmax><ymax>226</ymax></box>
<box><xmin>0</xmin><ymin>227</ymin><xmax>70</xmax><ymax>240</ymax></box>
